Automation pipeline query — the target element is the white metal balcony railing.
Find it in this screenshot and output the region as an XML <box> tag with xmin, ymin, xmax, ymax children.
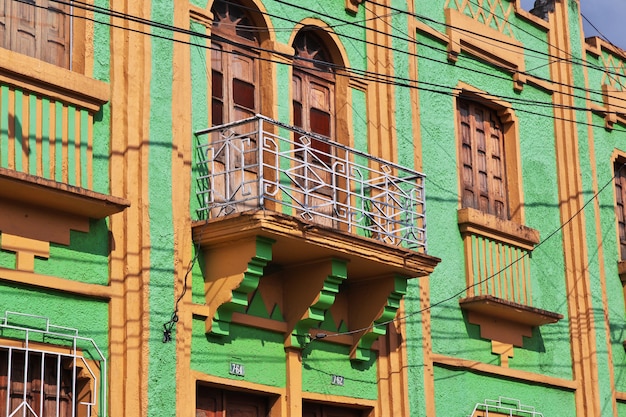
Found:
<box><xmin>194</xmin><ymin>115</ymin><xmax>427</xmax><ymax>252</ymax></box>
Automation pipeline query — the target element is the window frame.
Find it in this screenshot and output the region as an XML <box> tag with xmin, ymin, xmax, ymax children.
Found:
<box><xmin>0</xmin><ymin>0</ymin><xmax>88</xmax><ymax>73</ymax></box>
<box><xmin>210</xmin><ymin>0</ymin><xmax>261</xmax><ymax>127</ymax></box>
<box><xmin>292</xmin><ymin>29</ymin><xmax>337</xmax><ymax>164</ymax></box>
<box><xmin>454</xmin><ymin>87</ymin><xmax>523</xmax><ymax>224</ymax></box>
<box><xmin>0</xmin><ymin>312</ymin><xmax>106</xmax><ymax>417</ymax></box>
<box><xmin>614</xmin><ymin>156</ymin><xmax>626</xmax><ymax>261</ymax></box>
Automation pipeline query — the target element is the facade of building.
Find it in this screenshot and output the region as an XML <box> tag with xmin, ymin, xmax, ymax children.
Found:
<box><xmin>1</xmin><ymin>0</ymin><xmax>626</xmax><ymax>416</ymax></box>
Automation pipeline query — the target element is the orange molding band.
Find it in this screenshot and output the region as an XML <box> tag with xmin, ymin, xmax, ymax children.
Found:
<box><xmin>302</xmin><ymin>392</ymin><xmax>376</xmax><ymax>408</ymax></box>
<box><xmin>191</xmin><ymin>370</ymin><xmax>285</xmax><ymax>396</ymax></box>
<box><xmin>431</xmin><ymin>353</ymin><xmax>578</xmax><ymax>390</ymax></box>
<box><xmin>0</xmin><ymin>49</ymin><xmax>108</xmax><ymax>112</ymax></box>
<box><xmin>458</xmin><ymin>207</ymin><xmax>540</xmax><ymax>251</ymax></box>
<box><xmin>0</xmin><ymin>267</ymin><xmax>116</xmax><ymax>299</ymax></box>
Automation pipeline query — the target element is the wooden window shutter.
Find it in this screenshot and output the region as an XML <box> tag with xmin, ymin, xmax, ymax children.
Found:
<box><xmin>615</xmin><ymin>161</ymin><xmax>626</xmax><ymax>260</ymax></box>
<box><xmin>210</xmin><ymin>0</ymin><xmax>259</xmax><ymax>126</ymax></box>
<box><xmin>41</xmin><ymin>0</ymin><xmax>70</xmax><ymax>68</ymax></box>
<box><xmin>0</xmin><ymin>0</ymin><xmax>10</xmax><ymax>49</ymax></box>
<box><xmin>0</xmin><ymin>0</ymin><xmax>70</xmax><ymax>68</ymax></box>
<box><xmin>458</xmin><ymin>98</ymin><xmax>508</xmax><ymax>219</ymax></box>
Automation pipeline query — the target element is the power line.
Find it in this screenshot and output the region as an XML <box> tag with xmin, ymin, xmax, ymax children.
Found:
<box><xmin>315</xmin><ymin>162</ymin><xmax>626</xmax><ymax>341</ymax></box>
<box><xmin>31</xmin><ymin>0</ymin><xmax>626</xmax><ymax>129</ymax></box>
<box><xmin>368</xmin><ymin>0</ymin><xmax>626</xmax><ymax>90</ymax></box>
<box><xmin>15</xmin><ymin>0</ymin><xmax>620</xmax><ymax>343</ymax></box>
<box><xmin>218</xmin><ymin>0</ymin><xmax>626</xmax><ymax>116</ymax></box>
<box><xmin>8</xmin><ymin>0</ymin><xmax>618</xmax><ymax>122</ymax></box>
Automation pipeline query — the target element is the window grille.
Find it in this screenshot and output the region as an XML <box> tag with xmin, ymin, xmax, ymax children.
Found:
<box><xmin>0</xmin><ymin>311</ymin><xmax>106</xmax><ymax>417</ymax></box>
<box><xmin>468</xmin><ymin>396</ymin><xmax>544</xmax><ymax>417</ymax></box>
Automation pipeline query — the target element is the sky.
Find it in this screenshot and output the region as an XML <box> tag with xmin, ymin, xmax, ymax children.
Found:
<box><xmin>520</xmin><ymin>0</ymin><xmax>626</xmax><ymax>50</ymax></box>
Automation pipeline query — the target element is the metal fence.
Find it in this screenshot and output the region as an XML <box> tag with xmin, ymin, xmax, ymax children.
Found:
<box><xmin>195</xmin><ymin>115</ymin><xmax>428</xmax><ymax>252</ymax></box>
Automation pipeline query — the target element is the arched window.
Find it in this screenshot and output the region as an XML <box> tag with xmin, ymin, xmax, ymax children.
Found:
<box><xmin>292</xmin><ymin>29</ymin><xmax>336</xmax><ymax>162</ymax></box>
<box><xmin>211</xmin><ymin>0</ymin><xmax>260</xmax><ymax>125</ymax></box>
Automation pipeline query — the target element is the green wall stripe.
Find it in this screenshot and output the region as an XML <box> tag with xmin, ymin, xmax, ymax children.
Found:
<box><xmin>55</xmin><ymin>101</ymin><xmax>63</xmax><ymax>182</ymax></box>
<box><xmin>13</xmin><ymin>89</ymin><xmax>23</xmax><ymax>172</ymax></box>
<box><xmin>28</xmin><ymin>94</ymin><xmax>37</xmax><ymax>176</ymax></box>
<box><xmin>80</xmin><ymin>110</ymin><xmax>89</xmax><ymax>188</ymax></box>
<box><xmin>0</xmin><ymin>85</ymin><xmax>8</xmax><ymax>168</ymax></box>
<box><xmin>67</xmin><ymin>105</ymin><xmax>76</xmax><ymax>186</ymax></box>
<box><xmin>41</xmin><ymin>98</ymin><xmax>51</xmax><ymax>180</ymax></box>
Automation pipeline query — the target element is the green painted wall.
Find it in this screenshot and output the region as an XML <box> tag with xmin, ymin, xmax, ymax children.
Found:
<box><xmin>191</xmin><ymin>320</ymin><xmax>287</xmax><ymax>387</ymax></box>
<box><xmin>302</xmin><ymin>341</ymin><xmax>378</xmax><ymax>400</ymax></box>
<box><xmin>585</xmin><ymin>41</ymin><xmax>626</xmax><ymax>399</ymax></box>
<box><xmin>405</xmin><ymin>0</ymin><xmax>581</xmax><ymax>415</ymax></box>
<box><xmin>146</xmin><ymin>2</ymin><xmax>178</xmax><ymax>416</ymax></box>
<box><xmin>433</xmin><ymin>366</ymin><xmax>575</xmax><ymax>416</ymax></box>
<box><xmin>186</xmin><ymin>0</ymin><xmax>376</xmax><ymax>403</ymax></box>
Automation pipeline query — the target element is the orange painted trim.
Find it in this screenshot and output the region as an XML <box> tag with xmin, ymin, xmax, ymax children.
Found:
<box><xmin>35</xmin><ymin>98</ymin><xmax>42</xmax><ymax>177</ymax></box>
<box><xmin>21</xmin><ymin>92</ymin><xmax>29</xmax><ymax>173</ymax></box>
<box><xmin>74</xmin><ymin>109</ymin><xmax>81</xmax><ymax>187</ymax></box>
<box><xmin>548</xmin><ymin>1</ymin><xmax>602</xmax><ymax>414</ymax></box>
<box><xmin>302</xmin><ymin>392</ymin><xmax>377</xmax><ymax>408</ymax></box>
<box><xmin>61</xmin><ymin>105</ymin><xmax>69</xmax><ymax>183</ymax></box>
<box><xmin>49</xmin><ymin>101</ymin><xmax>56</xmax><ymax>180</ymax></box>
<box><xmin>585</xmin><ymin>36</ymin><xmax>626</xmax><ymax>60</ymax></box>
<box><xmin>419</xmin><ymin>279</ymin><xmax>436</xmax><ymax>416</ymax></box>
<box><xmin>172</xmin><ymin>3</ymin><xmax>195</xmax><ymax>417</ymax></box>
<box><xmin>458</xmin><ymin>207</ymin><xmax>540</xmax><ymax>250</ymax></box>
<box><xmin>191</xmin><ymin>370</ymin><xmax>285</xmax><ymax>396</ymax></box>
<box><xmin>87</xmin><ymin>113</ymin><xmax>93</xmax><ymax>189</ymax></box>
<box><xmin>512</xmin><ymin>0</ymin><xmax>550</xmax><ymax>29</ymax></box>
<box><xmin>286</xmin><ymin>347</ymin><xmax>303</xmax><ymax>417</ymax></box>
<box><xmin>586</xmin><ymin>65</ymin><xmax>619</xmax><ymax>417</ymax></box>
<box><xmin>7</xmin><ymin>88</ymin><xmax>14</xmax><ymax>170</ymax></box>
<box><xmin>0</xmin><ymin>49</ymin><xmax>108</xmax><ymax>111</ymax></box>
<box><xmin>0</xmin><ymin>267</ymin><xmax>116</xmax><ymax>299</ymax></box>
<box><xmin>1</xmin><ymin>234</ymin><xmax>49</xmax><ymax>272</ymax></box>
<box><xmin>445</xmin><ymin>8</ymin><xmax>525</xmax><ymax>75</ymax></box>
<box><xmin>0</xmin><ymin>167</ymin><xmax>129</xmax><ymax>218</ymax></box>
<box><xmin>431</xmin><ymin>353</ymin><xmax>578</xmax><ymax>390</ymax></box>
<box><xmin>107</xmin><ymin>0</ymin><xmax>153</xmax><ymax>415</ymax></box>
<box><xmin>364</xmin><ymin>2</ymin><xmax>396</xmax><ymax>163</ymax></box>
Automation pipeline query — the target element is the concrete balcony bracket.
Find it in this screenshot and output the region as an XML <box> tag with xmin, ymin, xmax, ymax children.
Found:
<box><xmin>201</xmin><ymin>236</ymin><xmax>275</xmax><ymax>336</ymax></box>
<box><xmin>0</xmin><ymin>168</ymin><xmax>129</xmax><ymax>245</ymax></box>
<box><xmin>284</xmin><ymin>258</ymin><xmax>348</xmax><ymax>349</ymax></box>
<box><xmin>348</xmin><ymin>275</ymin><xmax>408</xmax><ymax>362</ymax></box>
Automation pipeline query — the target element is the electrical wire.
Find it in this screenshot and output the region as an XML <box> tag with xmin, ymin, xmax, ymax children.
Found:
<box><xmin>11</xmin><ymin>0</ymin><xmax>621</xmax><ymax>341</ymax></box>
<box><xmin>581</xmin><ymin>12</ymin><xmax>615</xmax><ymax>49</ymax></box>
<box><xmin>14</xmin><ymin>0</ymin><xmax>624</xmax><ymax>131</ymax></box>
<box><xmin>314</xmin><ymin>162</ymin><xmax>626</xmax><ymax>341</ymax></box>
<box><xmin>163</xmin><ymin>243</ymin><xmax>202</xmax><ymax>343</ymax></box>
<box><xmin>368</xmin><ymin>0</ymin><xmax>626</xmax><ymax>90</ymax></box>
<box><xmin>37</xmin><ymin>0</ymin><xmax>626</xmax><ymax>110</ymax></box>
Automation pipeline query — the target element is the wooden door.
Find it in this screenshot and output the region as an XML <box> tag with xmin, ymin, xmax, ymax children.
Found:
<box><xmin>302</xmin><ymin>402</ymin><xmax>364</xmax><ymax>417</ymax></box>
<box><xmin>196</xmin><ymin>385</ymin><xmax>268</xmax><ymax>417</ymax></box>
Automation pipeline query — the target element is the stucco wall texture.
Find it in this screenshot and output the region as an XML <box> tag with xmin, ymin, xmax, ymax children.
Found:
<box><xmin>3</xmin><ymin>0</ymin><xmax>626</xmax><ymax>416</ymax></box>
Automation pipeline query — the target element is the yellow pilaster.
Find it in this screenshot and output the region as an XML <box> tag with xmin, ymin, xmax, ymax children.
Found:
<box><xmin>108</xmin><ymin>0</ymin><xmax>152</xmax><ymax>416</ymax></box>
<box><xmin>548</xmin><ymin>1</ymin><xmax>600</xmax><ymax>416</ymax></box>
